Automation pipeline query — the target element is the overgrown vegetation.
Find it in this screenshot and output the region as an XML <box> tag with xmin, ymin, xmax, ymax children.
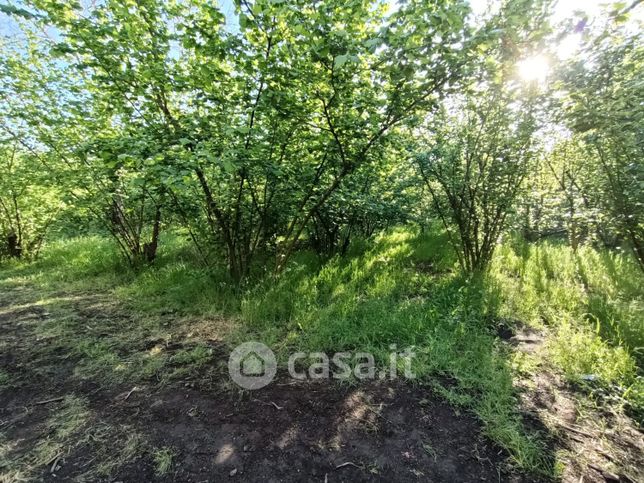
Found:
<box><xmin>1</xmin><ymin>227</ymin><xmax>642</xmax><ymax>477</ymax></box>
<box><xmin>0</xmin><ymin>0</ymin><xmax>642</xmax><ymax>480</ymax></box>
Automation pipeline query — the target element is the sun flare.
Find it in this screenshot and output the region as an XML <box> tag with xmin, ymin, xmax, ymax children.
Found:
<box><xmin>518</xmin><ymin>55</ymin><xmax>550</xmax><ymax>83</ymax></box>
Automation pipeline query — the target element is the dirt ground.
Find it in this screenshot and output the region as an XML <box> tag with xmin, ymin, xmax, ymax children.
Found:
<box><xmin>0</xmin><ymin>284</ymin><xmax>642</xmax><ymax>482</ymax></box>
<box><xmin>0</xmin><ymin>286</ymin><xmax>527</xmax><ymax>482</ymax></box>
<box><xmin>13</xmin><ymin>381</ymin><xmax>528</xmax><ymax>482</ymax></box>
<box><xmin>505</xmin><ymin>326</ymin><xmax>643</xmax><ymax>483</ymax></box>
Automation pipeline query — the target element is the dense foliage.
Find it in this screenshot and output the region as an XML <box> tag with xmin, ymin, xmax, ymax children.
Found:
<box><xmin>0</xmin><ymin>1</ymin><xmax>642</xmax><ymax>478</ymax></box>
<box><xmin>1</xmin><ymin>0</ymin><xmax>641</xmax><ymax>276</ymax></box>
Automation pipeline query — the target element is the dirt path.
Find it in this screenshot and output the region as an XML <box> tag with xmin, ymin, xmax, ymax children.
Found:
<box><xmin>507</xmin><ymin>327</ymin><xmax>644</xmax><ymax>483</ymax></box>
<box><xmin>1</xmin><ymin>281</ymin><xmax>642</xmax><ymax>482</ymax></box>
<box><xmin>2</xmin><ymin>375</ymin><xmax>524</xmax><ymax>482</ymax></box>
<box><xmin>52</xmin><ymin>380</ymin><xmax>522</xmax><ymax>482</ymax></box>
<box><xmin>0</xmin><ymin>282</ymin><xmax>536</xmax><ymax>482</ymax></box>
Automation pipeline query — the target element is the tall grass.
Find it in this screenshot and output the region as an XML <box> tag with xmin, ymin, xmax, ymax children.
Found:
<box><xmin>492</xmin><ymin>239</ymin><xmax>642</xmax><ymax>382</ymax></box>
<box><xmin>239</xmin><ymin>229</ymin><xmax>552</xmax><ymax>472</ymax></box>
<box><xmin>0</xmin><ymin>236</ymin><xmax>125</xmax><ymax>289</ymax></box>
<box><xmin>491</xmin><ymin>238</ymin><xmax>643</xmax><ymax>422</ymax></box>
<box><xmin>1</xmin><ymin>226</ymin><xmax>642</xmax><ymax>476</ymax></box>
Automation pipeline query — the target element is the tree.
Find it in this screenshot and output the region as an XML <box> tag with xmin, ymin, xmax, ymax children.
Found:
<box><xmin>413</xmin><ymin>0</ymin><xmax>551</xmax><ymax>273</ymax></box>
<box><xmin>9</xmin><ymin>0</ymin><xmax>479</xmax><ymax>279</ymax></box>
<box><xmin>417</xmin><ymin>88</ymin><xmax>540</xmax><ymax>273</ymax></box>
<box><xmin>557</xmin><ymin>19</ymin><xmax>644</xmax><ymax>270</ymax></box>
<box><xmin>0</xmin><ymin>144</ymin><xmax>64</xmax><ymax>259</ymax></box>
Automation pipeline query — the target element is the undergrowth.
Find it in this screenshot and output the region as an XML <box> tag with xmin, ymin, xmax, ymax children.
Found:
<box><xmin>0</xmin><ymin>227</ymin><xmax>642</xmax><ymax>478</ymax></box>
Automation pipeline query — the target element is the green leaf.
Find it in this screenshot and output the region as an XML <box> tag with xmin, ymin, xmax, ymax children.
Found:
<box><xmin>222</xmin><ymin>159</ymin><xmax>235</xmax><ymax>173</ymax></box>
<box><xmin>0</xmin><ymin>3</ymin><xmax>38</xmax><ymax>19</ymax></box>
<box><xmin>334</xmin><ymin>54</ymin><xmax>350</xmax><ymax>68</ymax></box>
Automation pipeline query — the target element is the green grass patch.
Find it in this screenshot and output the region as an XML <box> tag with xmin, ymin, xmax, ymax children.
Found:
<box><xmin>493</xmin><ymin>239</ymin><xmax>643</xmax><ymax>355</ymax></box>
<box><xmin>239</xmin><ymin>228</ymin><xmax>553</xmax><ymax>473</ymax></box>
<box><xmin>1</xmin><ymin>227</ymin><xmax>642</xmax><ymax>478</ymax></box>
<box><xmin>152</xmin><ymin>447</ymin><xmax>175</xmax><ymax>476</ymax></box>
<box><xmin>0</xmin><ymin>370</ymin><xmax>10</xmax><ymax>388</ymax></box>
<box><xmin>492</xmin><ymin>239</ymin><xmax>642</xmax><ymax>407</ymax></box>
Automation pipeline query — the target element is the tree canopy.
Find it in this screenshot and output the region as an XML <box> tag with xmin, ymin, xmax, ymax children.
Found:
<box><xmin>0</xmin><ymin>0</ymin><xmax>642</xmax><ymax>276</ymax></box>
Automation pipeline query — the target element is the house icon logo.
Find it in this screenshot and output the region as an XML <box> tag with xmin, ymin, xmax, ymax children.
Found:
<box><xmin>241</xmin><ymin>351</ymin><xmax>265</xmax><ymax>376</ymax></box>
<box><xmin>228</xmin><ymin>342</ymin><xmax>276</xmax><ymax>389</ymax></box>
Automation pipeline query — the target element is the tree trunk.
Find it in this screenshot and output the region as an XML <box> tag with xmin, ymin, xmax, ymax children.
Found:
<box><xmin>143</xmin><ymin>207</ymin><xmax>162</xmax><ymax>263</ymax></box>
<box><xmin>6</xmin><ymin>231</ymin><xmax>22</xmax><ymax>258</ymax></box>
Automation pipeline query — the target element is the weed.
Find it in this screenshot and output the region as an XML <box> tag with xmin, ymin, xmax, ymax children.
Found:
<box><xmin>169</xmin><ymin>345</ymin><xmax>213</xmax><ymax>367</ymax></box>
<box><xmin>1</xmin><ymin>226</ymin><xmax>642</xmax><ymax>479</ymax></box>
<box><xmin>422</xmin><ymin>442</ymin><xmax>437</xmax><ymax>460</ymax></box>
<box><xmin>0</xmin><ymin>370</ymin><xmax>9</xmax><ymax>388</ymax></box>
<box><xmin>548</xmin><ymin>319</ymin><xmax>636</xmax><ymax>384</ymax></box>
<box><xmin>153</xmin><ymin>447</ymin><xmax>175</xmax><ymax>476</ymax></box>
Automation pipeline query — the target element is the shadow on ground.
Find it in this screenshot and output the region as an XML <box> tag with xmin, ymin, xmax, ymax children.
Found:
<box><xmin>0</xmin><ymin>284</ymin><xmax>536</xmax><ymax>482</ymax></box>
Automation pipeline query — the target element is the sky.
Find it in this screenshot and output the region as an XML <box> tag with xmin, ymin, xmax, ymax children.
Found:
<box><xmin>470</xmin><ymin>0</ymin><xmax>604</xmax><ymax>18</ymax></box>
<box><xmin>0</xmin><ymin>1</ymin><xmax>641</xmax><ymax>52</ymax></box>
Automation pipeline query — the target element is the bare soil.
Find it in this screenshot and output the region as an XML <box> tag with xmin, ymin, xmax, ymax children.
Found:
<box><xmin>508</xmin><ymin>326</ymin><xmax>644</xmax><ymax>483</ymax></box>
<box><xmin>0</xmin><ymin>286</ymin><xmax>530</xmax><ymax>482</ymax></box>
<box><xmin>1</xmin><ymin>285</ymin><xmax>642</xmax><ymax>482</ymax></box>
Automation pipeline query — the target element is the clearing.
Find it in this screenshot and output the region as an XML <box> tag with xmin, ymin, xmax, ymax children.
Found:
<box><xmin>0</xmin><ymin>231</ymin><xmax>642</xmax><ymax>482</ymax></box>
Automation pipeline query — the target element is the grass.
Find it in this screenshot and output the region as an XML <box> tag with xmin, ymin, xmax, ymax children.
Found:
<box><xmin>152</xmin><ymin>447</ymin><xmax>175</xmax><ymax>476</ymax></box>
<box><xmin>0</xmin><ymin>395</ymin><xmax>90</xmax><ymax>481</ymax></box>
<box><xmin>238</xmin><ymin>229</ymin><xmax>552</xmax><ymax>472</ymax></box>
<box><xmin>492</xmin><ymin>239</ymin><xmax>643</xmax><ymax>357</ymax></box>
<box><xmin>0</xmin><ymin>370</ymin><xmax>9</xmax><ymax>388</ymax></box>
<box><xmin>0</xmin><ymin>227</ymin><xmax>642</xmax><ymax>478</ymax></box>
<box><xmin>492</xmin><ymin>238</ymin><xmax>643</xmax><ymax>419</ymax></box>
